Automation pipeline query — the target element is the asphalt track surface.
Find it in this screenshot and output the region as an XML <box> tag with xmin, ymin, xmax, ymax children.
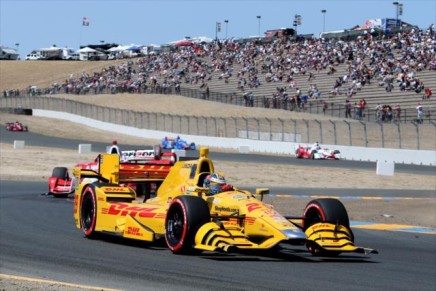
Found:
<box><xmin>1</xmin><ymin>129</ymin><xmax>436</xmax><ymax>290</ymax></box>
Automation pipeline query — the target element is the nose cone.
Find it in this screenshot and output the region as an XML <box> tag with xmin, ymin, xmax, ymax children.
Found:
<box><xmin>282</xmin><ymin>228</ymin><xmax>307</xmax><ymax>240</ymax></box>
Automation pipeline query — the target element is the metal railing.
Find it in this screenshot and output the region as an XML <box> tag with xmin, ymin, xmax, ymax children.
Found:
<box><xmin>1</xmin><ymin>96</ymin><xmax>435</xmax><ymax>150</ymax></box>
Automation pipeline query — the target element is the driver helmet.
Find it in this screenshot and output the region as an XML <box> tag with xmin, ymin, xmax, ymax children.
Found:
<box><xmin>203</xmin><ymin>173</ymin><xmax>227</xmax><ymax>195</ymax></box>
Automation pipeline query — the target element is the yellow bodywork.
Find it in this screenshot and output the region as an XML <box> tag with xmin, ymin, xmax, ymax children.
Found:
<box><xmin>73</xmin><ymin>147</ymin><xmax>376</xmax><ymax>255</ymax></box>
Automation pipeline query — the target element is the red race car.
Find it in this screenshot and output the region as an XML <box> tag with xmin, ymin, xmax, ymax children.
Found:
<box><xmin>5</xmin><ymin>121</ymin><xmax>28</xmax><ymax>132</ymax></box>
<box><xmin>47</xmin><ymin>167</ymin><xmax>75</xmax><ymax>197</ymax></box>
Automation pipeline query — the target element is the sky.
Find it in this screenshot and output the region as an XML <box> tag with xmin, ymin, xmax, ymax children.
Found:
<box><xmin>1</xmin><ymin>0</ymin><xmax>435</xmax><ymax>59</ymax></box>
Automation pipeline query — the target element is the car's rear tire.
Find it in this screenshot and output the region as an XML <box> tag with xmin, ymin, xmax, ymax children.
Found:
<box><xmin>302</xmin><ymin>198</ymin><xmax>353</xmax><ymax>256</ymax></box>
<box><xmin>52</xmin><ymin>167</ymin><xmax>68</xmax><ymax>179</ymax></box>
<box><xmin>295</xmin><ymin>149</ymin><xmax>302</xmax><ymax>158</ymax></box>
<box><xmin>165</xmin><ymin>196</ymin><xmax>210</xmax><ymax>254</ymax></box>
<box><xmin>80</xmin><ymin>185</ymin><xmax>97</xmax><ymax>238</ymax></box>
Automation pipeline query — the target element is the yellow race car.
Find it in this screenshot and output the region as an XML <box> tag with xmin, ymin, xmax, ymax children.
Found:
<box><xmin>73</xmin><ymin>147</ymin><xmax>377</xmax><ymax>256</ymax></box>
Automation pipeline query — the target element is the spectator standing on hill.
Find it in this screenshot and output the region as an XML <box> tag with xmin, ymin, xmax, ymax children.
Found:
<box><xmin>345</xmin><ymin>99</ymin><xmax>352</xmax><ymax>118</ymax></box>
<box><xmin>394</xmin><ymin>104</ymin><xmax>401</xmax><ymax>122</ymax></box>
<box><xmin>423</xmin><ymin>88</ymin><xmax>432</xmax><ymax>99</ymax></box>
<box><xmin>290</xmin><ymin>95</ymin><xmax>296</xmax><ymax>111</ymax></box>
<box><xmin>375</xmin><ymin>104</ymin><xmax>383</xmax><ymax>121</ymax></box>
<box><xmin>416</xmin><ymin>103</ymin><xmax>424</xmax><ymax>124</ymax></box>
<box><xmin>354</xmin><ymin>102</ymin><xmax>361</xmax><ymax>120</ymax></box>
<box><xmin>358</xmin><ymin>98</ymin><xmax>366</xmax><ymax>119</ymax></box>
<box><xmin>296</xmin><ymin>95</ymin><xmax>302</xmax><ymax>111</ymax></box>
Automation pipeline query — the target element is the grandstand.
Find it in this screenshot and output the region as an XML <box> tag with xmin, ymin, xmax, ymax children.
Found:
<box><xmin>4</xmin><ymin>26</ymin><xmax>436</xmax><ymax>124</ymax></box>
<box><xmin>177</xmin><ymin>50</ymin><xmax>436</xmax><ymax>122</ymax></box>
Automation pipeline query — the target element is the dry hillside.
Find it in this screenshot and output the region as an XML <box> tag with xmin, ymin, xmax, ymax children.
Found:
<box><xmin>0</xmin><ymin>60</ymin><xmax>127</xmax><ymax>91</ymax></box>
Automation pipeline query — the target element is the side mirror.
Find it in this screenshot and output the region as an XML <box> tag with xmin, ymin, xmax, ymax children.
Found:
<box><xmin>255</xmin><ymin>188</ymin><xmax>270</xmax><ymax>201</ymax></box>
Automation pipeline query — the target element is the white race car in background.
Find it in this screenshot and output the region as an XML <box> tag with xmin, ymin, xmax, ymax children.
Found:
<box><xmin>295</xmin><ymin>144</ymin><xmax>341</xmax><ymax>160</ymax></box>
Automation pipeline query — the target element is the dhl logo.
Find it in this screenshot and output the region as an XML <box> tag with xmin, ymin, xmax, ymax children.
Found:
<box><xmin>126</xmin><ymin>226</ymin><xmax>142</xmax><ymax>237</ymax></box>
<box><xmin>311</xmin><ymin>223</ymin><xmax>334</xmax><ymax>230</ymax></box>
<box><xmin>102</xmin><ymin>187</ymin><xmax>131</xmax><ymax>192</ymax></box>
<box><xmin>102</xmin><ymin>202</ymin><xmax>159</xmax><ymax>218</ymax></box>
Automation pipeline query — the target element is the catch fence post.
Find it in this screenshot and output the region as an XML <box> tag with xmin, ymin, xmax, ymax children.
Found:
<box><xmin>411</xmin><ymin>121</ymin><xmax>420</xmax><ymax>150</ymax></box>
<box><xmin>359</xmin><ymin>121</ymin><xmax>368</xmax><ymax>147</ymax></box>
<box><xmin>343</xmin><ymin>120</ymin><xmax>352</xmax><ymax>146</ymax></box>
<box><xmin>314</xmin><ymin>119</ymin><xmax>322</xmax><ymax>144</ymax></box>
<box><xmin>302</xmin><ymin>119</ymin><xmax>310</xmax><ymax>143</ymax></box>
<box><xmin>376</xmin><ymin>121</ymin><xmax>385</xmax><ymax>148</ymax></box>
<box><xmin>329</xmin><ymin>120</ymin><xmax>337</xmax><ymax>145</ymax></box>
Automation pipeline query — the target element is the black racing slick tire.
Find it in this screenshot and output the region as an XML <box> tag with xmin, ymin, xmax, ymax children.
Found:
<box><xmin>302</xmin><ymin>198</ymin><xmax>353</xmax><ymax>256</ymax></box>
<box><xmin>52</xmin><ymin>167</ymin><xmax>68</xmax><ymax>179</ymax></box>
<box><xmin>165</xmin><ymin>196</ymin><xmax>210</xmax><ymax>254</ymax></box>
<box><xmin>310</xmin><ymin>150</ymin><xmax>316</xmax><ymax>159</ymax></box>
<box><xmin>80</xmin><ymin>185</ymin><xmax>97</xmax><ymax>238</ymax></box>
<box><xmin>302</xmin><ymin>198</ymin><xmax>351</xmax><ymax>234</ymax></box>
<box><xmin>295</xmin><ymin>149</ymin><xmax>302</xmax><ymax>159</ymax></box>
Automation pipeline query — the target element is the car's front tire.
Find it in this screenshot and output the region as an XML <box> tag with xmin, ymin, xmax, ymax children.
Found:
<box><xmin>165</xmin><ymin>196</ymin><xmax>210</xmax><ymax>254</ymax></box>
<box><xmin>302</xmin><ymin>198</ymin><xmax>353</xmax><ymax>256</ymax></box>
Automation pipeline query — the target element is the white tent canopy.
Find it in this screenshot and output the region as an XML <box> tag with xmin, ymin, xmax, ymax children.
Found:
<box><xmin>78</xmin><ymin>47</ymin><xmax>97</xmax><ymax>53</ymax></box>
<box><xmin>107</xmin><ymin>45</ymin><xmax>127</xmax><ymax>52</ymax></box>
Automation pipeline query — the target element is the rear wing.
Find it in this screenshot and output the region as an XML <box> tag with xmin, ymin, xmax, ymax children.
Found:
<box><xmin>73</xmin><ymin>152</ymin><xmax>176</xmax><ymax>185</ymax></box>
<box><xmin>120</xmin><ymin>145</ymin><xmax>176</xmax><ymax>163</ymax></box>
<box><xmin>73</xmin><ymin>154</ymin><xmax>120</xmax><ymax>184</ymax></box>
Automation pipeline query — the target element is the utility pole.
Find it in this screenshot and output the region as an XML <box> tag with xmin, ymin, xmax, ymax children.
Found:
<box><xmin>321</xmin><ymin>10</ymin><xmax>327</xmax><ymax>33</ymax></box>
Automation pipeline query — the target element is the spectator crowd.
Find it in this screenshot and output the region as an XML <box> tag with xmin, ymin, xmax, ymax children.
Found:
<box><xmin>3</xmin><ymin>24</ymin><xmax>435</xmax><ymax>123</ymax></box>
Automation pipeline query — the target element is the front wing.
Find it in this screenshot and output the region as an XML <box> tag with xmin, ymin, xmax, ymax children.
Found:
<box><xmin>193</xmin><ymin>221</ymin><xmax>377</xmax><ymax>255</ymax></box>
<box><xmin>305</xmin><ymin>223</ymin><xmax>377</xmax><ymax>254</ymax></box>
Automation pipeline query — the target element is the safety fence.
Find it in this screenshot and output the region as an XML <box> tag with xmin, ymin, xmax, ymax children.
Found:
<box><xmin>5</xmin><ymin>85</ymin><xmax>436</xmax><ymax>124</ymax></box>
<box><xmin>1</xmin><ymin>96</ymin><xmax>435</xmax><ymax>150</ymax></box>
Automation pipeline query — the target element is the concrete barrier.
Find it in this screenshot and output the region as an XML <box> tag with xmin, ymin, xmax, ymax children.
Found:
<box><xmin>14</xmin><ymin>140</ymin><xmax>25</xmax><ymax>149</ymax></box>
<box><xmin>376</xmin><ymin>161</ymin><xmax>395</xmax><ymax>176</ymax></box>
<box><xmin>239</xmin><ymin>146</ymin><xmax>250</xmax><ymax>154</ymax></box>
<box><xmin>78</xmin><ymin>144</ymin><xmax>92</xmax><ymax>154</ymax></box>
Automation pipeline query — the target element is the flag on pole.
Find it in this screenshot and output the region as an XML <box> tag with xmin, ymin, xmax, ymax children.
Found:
<box><xmin>82</xmin><ymin>17</ymin><xmax>90</xmax><ymax>26</ymax></box>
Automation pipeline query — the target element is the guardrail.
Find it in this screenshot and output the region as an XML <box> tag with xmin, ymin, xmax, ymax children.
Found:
<box><xmin>1</xmin><ymin>96</ymin><xmax>435</xmax><ymax>150</ymax></box>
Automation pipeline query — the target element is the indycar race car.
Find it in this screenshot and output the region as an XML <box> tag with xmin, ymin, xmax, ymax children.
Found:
<box><xmin>295</xmin><ymin>144</ymin><xmax>341</xmax><ymax>160</ymax></box>
<box><xmin>5</xmin><ymin>121</ymin><xmax>28</xmax><ymax>132</ymax></box>
<box><xmin>48</xmin><ymin>146</ymin><xmax>175</xmax><ymax>198</ymax></box>
<box><xmin>73</xmin><ymin>147</ymin><xmax>376</xmax><ymax>257</ymax></box>
<box><xmin>47</xmin><ymin>167</ymin><xmax>75</xmax><ymax>197</ymax></box>
<box><xmin>162</xmin><ymin>136</ymin><xmax>196</xmax><ymax>150</ymax></box>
